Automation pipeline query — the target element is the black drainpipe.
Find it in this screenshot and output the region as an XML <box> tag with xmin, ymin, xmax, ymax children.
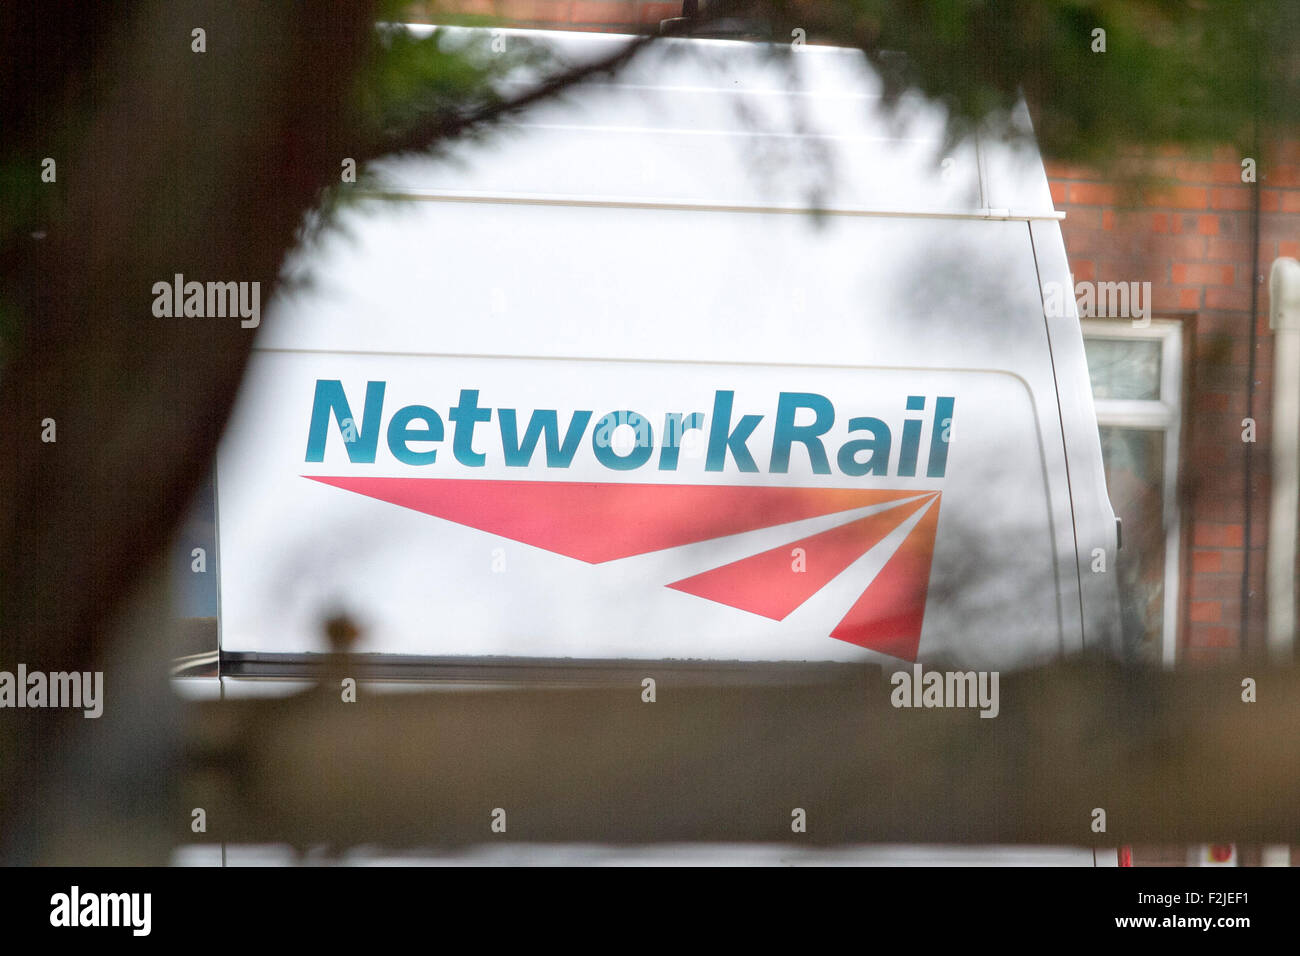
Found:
<box><xmin>1241</xmin><ymin>17</ymin><xmax>1262</xmax><ymax>657</ymax></box>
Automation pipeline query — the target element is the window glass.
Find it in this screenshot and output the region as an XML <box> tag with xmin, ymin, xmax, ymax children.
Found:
<box><xmin>1098</xmin><ymin>426</ymin><xmax>1165</xmax><ymax>662</ymax></box>
<box><xmin>1085</xmin><ymin>337</ymin><xmax>1162</xmax><ymax>401</ymax></box>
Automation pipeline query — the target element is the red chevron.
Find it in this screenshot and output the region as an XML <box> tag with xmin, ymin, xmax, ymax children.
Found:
<box><xmin>304</xmin><ymin>476</ymin><xmax>918</xmax><ymax>563</ymax></box>
<box><xmin>830</xmin><ymin>494</ymin><xmax>941</xmax><ymax>660</ymax></box>
<box><xmin>667</xmin><ymin>494</ymin><xmax>933</xmax><ymax>620</ymax></box>
<box><xmin>306</xmin><ymin>476</ymin><xmax>942</xmax><ymax>661</ymax></box>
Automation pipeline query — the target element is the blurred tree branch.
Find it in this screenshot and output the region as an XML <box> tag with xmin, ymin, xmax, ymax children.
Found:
<box><xmin>0</xmin><ymin>0</ymin><xmax>660</xmax><ymax>861</ymax></box>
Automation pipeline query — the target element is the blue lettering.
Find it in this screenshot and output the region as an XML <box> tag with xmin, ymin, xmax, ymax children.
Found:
<box><xmin>898</xmin><ymin>395</ymin><xmax>925</xmax><ymax>477</ymax></box>
<box><xmin>448</xmin><ymin>389</ymin><xmax>492</xmax><ymax>467</ymax></box>
<box><xmin>705</xmin><ymin>391</ymin><xmax>762</xmax><ymax>473</ymax></box>
<box><xmin>927</xmin><ymin>396</ymin><xmax>955</xmax><ymax>478</ymax></box>
<box><xmin>659</xmin><ymin>412</ymin><xmax>705</xmax><ymax>470</ymax></box>
<box><xmin>305</xmin><ymin>380</ymin><xmax>385</xmax><ymax>463</ymax></box>
<box><xmin>387</xmin><ymin>405</ymin><xmax>444</xmax><ymax>465</ymax></box>
<box><xmin>500</xmin><ymin>408</ymin><xmax>592</xmax><ymax>467</ymax></box>
<box><xmin>770</xmin><ymin>392</ymin><xmax>834</xmax><ymax>474</ymax></box>
<box><xmin>836</xmin><ymin>417</ymin><xmax>892</xmax><ymax>476</ymax></box>
<box><xmin>305</xmin><ymin>382</ymin><xmax>954</xmax><ymax>478</ymax></box>
<box><xmin>592</xmin><ymin>411</ymin><xmax>654</xmax><ymax>470</ymax></box>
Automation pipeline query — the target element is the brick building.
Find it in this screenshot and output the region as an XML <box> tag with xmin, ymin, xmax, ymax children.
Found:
<box><xmin>1050</xmin><ymin>151</ymin><xmax>1300</xmax><ymax>867</ymax></box>
<box><xmin>1049</xmin><ymin>154</ymin><xmax>1300</xmax><ymax>670</ymax></box>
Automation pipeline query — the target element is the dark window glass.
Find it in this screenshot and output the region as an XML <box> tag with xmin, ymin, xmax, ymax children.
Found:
<box><xmin>1099</xmin><ymin>426</ymin><xmax>1165</xmax><ymax>662</ymax></box>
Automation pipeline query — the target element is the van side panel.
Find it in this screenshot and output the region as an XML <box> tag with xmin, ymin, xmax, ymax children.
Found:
<box><xmin>1030</xmin><ymin>219</ymin><xmax>1123</xmax><ymax>654</ymax></box>
<box><xmin>219</xmin><ymin>208</ymin><xmax>1082</xmax><ymax>668</ymax></box>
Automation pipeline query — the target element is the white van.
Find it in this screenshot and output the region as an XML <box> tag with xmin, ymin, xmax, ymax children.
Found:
<box><xmin>177</xmin><ymin>26</ymin><xmax>1122</xmax><ymax>864</ymax></box>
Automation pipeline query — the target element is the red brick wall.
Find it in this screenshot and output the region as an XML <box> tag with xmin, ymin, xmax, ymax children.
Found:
<box><xmin>1049</xmin><ymin>148</ymin><xmax>1300</xmax><ymax>664</ymax></box>
<box><xmin>410</xmin><ymin>0</ymin><xmax>680</xmax><ymax>31</ymax></box>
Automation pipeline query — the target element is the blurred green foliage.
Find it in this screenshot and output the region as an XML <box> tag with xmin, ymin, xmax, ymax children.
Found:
<box><xmin>761</xmin><ymin>0</ymin><xmax>1296</xmax><ymax>165</ymax></box>
<box><xmin>3</xmin><ymin>0</ymin><xmax>1297</xmax><ymax>355</ymax></box>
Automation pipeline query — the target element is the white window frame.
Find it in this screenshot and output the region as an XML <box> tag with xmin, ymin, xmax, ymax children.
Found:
<box><xmin>1082</xmin><ymin>319</ymin><xmax>1183</xmax><ymax>667</ymax></box>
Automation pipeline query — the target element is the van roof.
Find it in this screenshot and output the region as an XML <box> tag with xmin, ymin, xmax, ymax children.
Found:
<box><xmin>371</xmin><ymin>26</ymin><xmax>1061</xmax><ymax>222</ymax></box>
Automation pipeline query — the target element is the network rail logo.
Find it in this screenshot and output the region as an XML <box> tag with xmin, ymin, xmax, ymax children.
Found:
<box><xmin>301</xmin><ymin>381</ymin><xmax>951</xmax><ymax>660</ymax></box>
